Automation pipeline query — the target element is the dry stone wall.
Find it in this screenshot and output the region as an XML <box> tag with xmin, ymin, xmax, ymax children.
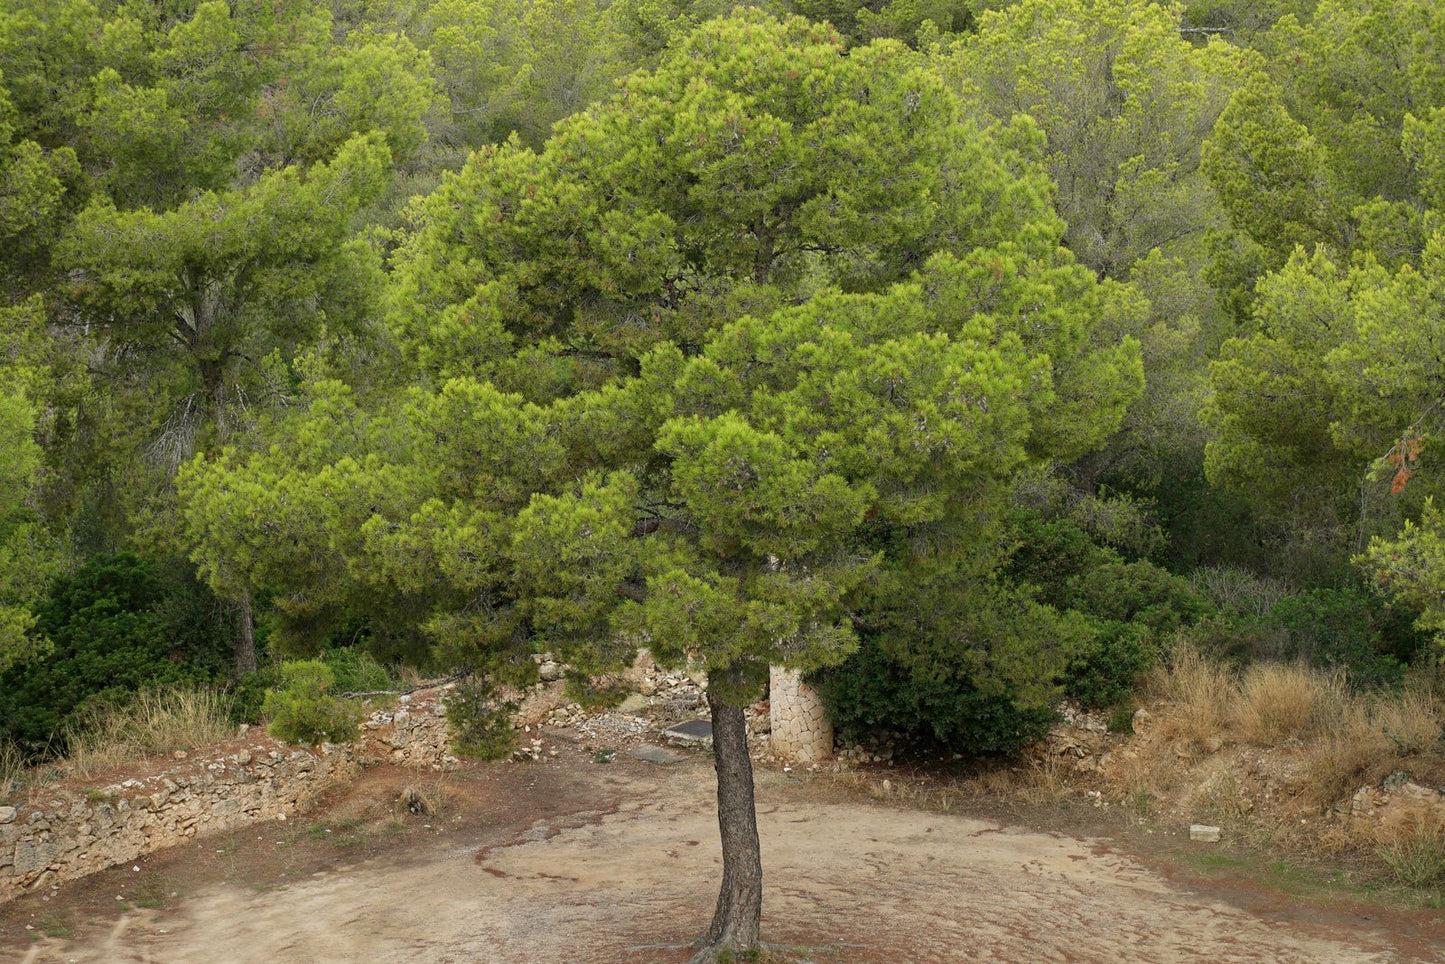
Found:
<box><xmin>356</xmin><ymin>690</ymin><xmax>457</xmax><ymax>770</ymax></box>
<box><xmin>0</xmin><ymin>688</ymin><xmax>456</xmax><ymax>904</ymax></box>
<box><xmin>769</xmin><ymin>665</ymin><xmax>833</xmax><ymax>764</ymax></box>
<box><xmin>0</xmin><ymin>740</ymin><xmax>358</xmax><ymax>903</ymax></box>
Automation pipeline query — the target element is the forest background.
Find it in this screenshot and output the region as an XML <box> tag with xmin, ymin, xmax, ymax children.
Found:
<box><xmin>1</xmin><ymin>0</ymin><xmax>1444</xmax><ymax>842</ymax></box>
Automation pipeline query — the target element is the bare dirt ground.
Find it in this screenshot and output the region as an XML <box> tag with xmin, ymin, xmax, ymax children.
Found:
<box><xmin>3</xmin><ymin>741</ymin><xmax>1443</xmax><ymax>964</ymax></box>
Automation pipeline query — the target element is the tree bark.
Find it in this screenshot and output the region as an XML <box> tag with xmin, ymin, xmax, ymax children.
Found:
<box><xmin>235</xmin><ymin>588</ymin><xmax>258</xmax><ymax>675</ymax></box>
<box><xmin>692</xmin><ymin>687</ymin><xmax>763</xmax><ymax>962</ymax></box>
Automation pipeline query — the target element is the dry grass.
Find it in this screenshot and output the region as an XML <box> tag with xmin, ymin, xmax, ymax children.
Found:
<box><xmin>1376</xmin><ymin>683</ymin><xmax>1445</xmax><ymax>755</ymax></box>
<box><xmin>1131</xmin><ymin>645</ymin><xmax>1444</xmax><ymax>813</ymax></box>
<box><xmin>829</xmin><ymin>770</ymin><xmax>948</xmax><ymax>809</ymax></box>
<box><xmin>1375</xmin><ymin>810</ymin><xmax>1445</xmax><ymax>887</ymax></box>
<box><xmin>1144</xmin><ymin>644</ymin><xmax>1237</xmax><ymax>753</ymax></box>
<box><xmin>62</xmin><ymin>687</ymin><xmax>236</xmax><ymax>779</ymax></box>
<box><xmin>1185</xmin><ymin>759</ymin><xmax>1253</xmax><ymax>823</ymax></box>
<box><xmin>396</xmin><ymin>781</ymin><xmax>450</xmax><ymax>818</ymax></box>
<box><xmin>1233</xmin><ymin>663</ymin><xmax>1342</xmax><ymax>746</ymax></box>
<box><xmin>969</xmin><ymin>767</ymin><xmax>1020</xmax><ymax>796</ymax></box>
<box><xmin>1298</xmin><ymin>685</ymin><xmax>1444</xmax><ymax>807</ymax></box>
<box><xmin>0</xmin><ymin>739</ymin><xmax>25</xmax><ymax>801</ymax></box>
<box><xmin>1298</xmin><ymin>703</ymin><xmax>1387</xmax><ymax>807</ymax></box>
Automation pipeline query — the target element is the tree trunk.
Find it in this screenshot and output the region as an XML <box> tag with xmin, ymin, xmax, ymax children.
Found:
<box><xmin>234</xmin><ymin>589</ymin><xmax>257</xmax><ymax>675</ymax></box>
<box><xmin>692</xmin><ymin>688</ymin><xmax>763</xmax><ymax>962</ymax></box>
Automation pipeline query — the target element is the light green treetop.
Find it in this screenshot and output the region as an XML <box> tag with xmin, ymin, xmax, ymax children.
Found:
<box><xmin>60</xmin><ymin>131</ymin><xmax>391</xmax><ymax>497</ymax></box>
<box><xmin>182</xmin><ymin>12</ymin><xmax>1141</xmax><ymax>696</ymax></box>
<box><xmin>948</xmin><ymin>0</ymin><xmax>1252</xmax><ymax>277</ymax></box>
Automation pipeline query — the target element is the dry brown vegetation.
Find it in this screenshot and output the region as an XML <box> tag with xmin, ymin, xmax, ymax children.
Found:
<box><xmin>1376</xmin><ymin>810</ymin><xmax>1445</xmax><ymax>887</ymax></box>
<box><xmin>0</xmin><ymin>739</ymin><xmax>23</xmax><ymax>799</ymax></box>
<box><xmin>1232</xmin><ymin>662</ymin><xmax>1341</xmax><ymax>745</ymax></box>
<box><xmin>1109</xmin><ymin>644</ymin><xmax>1445</xmax><ymax>886</ymax></box>
<box><xmin>1</xmin><ymin>688</ymin><xmax>236</xmax><ymax>802</ymax></box>
<box><xmin>1139</xmin><ymin>646</ymin><xmax>1444</xmax><ymax>802</ymax></box>
<box><xmin>1143</xmin><ymin>644</ymin><xmax>1236</xmax><ymax>753</ymax></box>
<box><xmin>63</xmin><ymin>688</ymin><xmax>236</xmax><ymax>776</ymax></box>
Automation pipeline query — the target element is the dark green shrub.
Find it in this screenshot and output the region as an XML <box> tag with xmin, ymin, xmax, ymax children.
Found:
<box><xmin>1176</xmin><ymin>613</ymin><xmax>1280</xmax><ymax>667</ymax></box>
<box><xmin>563</xmin><ymin>670</ymin><xmax>628</xmax><ymax>710</ymax></box>
<box><xmin>229</xmin><ymin>665</ymin><xmax>281</xmax><ymax>724</ymax></box>
<box><xmin>1061</xmin><ymin>620</ymin><xmax>1158</xmax><ymax>709</ymax></box>
<box><xmin>1265</xmin><ymin>588</ymin><xmax>1423</xmax><ymax>688</ymax></box>
<box><xmin>817</xmin><ymin>638</ymin><xmax>1058</xmax><ymax>756</ymax></box>
<box><xmin>1176</xmin><ymin>588</ymin><xmax>1425</xmax><ymax>688</ymax></box>
<box><xmin>445</xmin><ymin>675</ymin><xmax>517</xmax><ymax>760</ymax></box>
<box><xmin>320</xmin><ymin>645</ymin><xmax>394</xmax><ymax>694</ymax></box>
<box><xmin>1067</xmin><ymin>560</ymin><xmax>1210</xmax><ymax>631</ymax></box>
<box><xmin>262</xmin><ymin>661</ymin><xmax>363</xmax><ymax>745</ymax></box>
<box><xmin>1008</xmin><ymin>515</ymin><xmax>1210</xmax><ymax>625</ymax></box>
<box><xmin>1006</xmin><ymin>516</ymin><xmax>1106</xmax><ymax>610</ymax></box>
<box><xmin>0</xmin><ymin>554</ymin><xmax>231</xmax><ymax>755</ymax></box>
<box><xmin>1009</xmin><ymin>515</ymin><xmax>1212</xmax><ymax>708</ymax></box>
<box><xmin>1106</xmin><ymin>702</ymin><xmax>1138</xmax><ymax>735</ymax></box>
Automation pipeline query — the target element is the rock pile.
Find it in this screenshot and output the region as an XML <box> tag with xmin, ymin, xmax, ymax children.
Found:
<box><xmin>1341</xmin><ymin>775</ymin><xmax>1445</xmax><ymax>833</ymax></box>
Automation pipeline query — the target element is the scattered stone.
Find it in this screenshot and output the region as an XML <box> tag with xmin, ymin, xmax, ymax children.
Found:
<box><xmin>0</xmin><ymin>806</ymin><xmax>15</xmax><ymax>824</ymax></box>
<box><xmin>1382</xmin><ymin>770</ymin><xmax>1411</xmax><ymax>791</ymax></box>
<box><xmin>1189</xmin><ymin>824</ymin><xmax>1222</xmax><ymax>842</ymax></box>
<box><xmin>628</xmin><ymin>745</ymin><xmax>686</xmax><ymax>765</ymax></box>
<box><xmin>538</xmin><ymin>661</ymin><xmax>563</xmax><ymax>682</ymax></box>
<box><xmin>1058</xmin><ymin>702</ymin><xmax>1109</xmax><ymax>734</ymax></box>
<box><xmin>1131</xmin><ymin>708</ymin><xmax>1152</xmax><ymax>735</ymax></box>
<box><xmin>574</xmin><ymin>713</ymin><xmax>649</xmax><ymax>746</ymax></box>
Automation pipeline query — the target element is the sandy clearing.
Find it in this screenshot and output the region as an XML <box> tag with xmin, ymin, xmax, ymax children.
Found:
<box><xmin>2</xmin><ymin>756</ymin><xmax>1439</xmax><ymax>964</ymax></box>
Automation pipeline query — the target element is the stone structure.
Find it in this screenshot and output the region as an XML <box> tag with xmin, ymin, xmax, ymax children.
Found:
<box><xmin>1341</xmin><ymin>776</ymin><xmax>1445</xmax><ymax>834</ymax></box>
<box><xmin>0</xmin><ymin>689</ymin><xmax>457</xmax><ymax>904</ymax></box>
<box><xmin>0</xmin><ymin>742</ymin><xmax>359</xmax><ymax>903</ymax></box>
<box><xmin>356</xmin><ymin>690</ymin><xmax>457</xmax><ymax>770</ymax></box>
<box><xmin>769</xmin><ymin>665</ymin><xmax>833</xmax><ymax>764</ymax></box>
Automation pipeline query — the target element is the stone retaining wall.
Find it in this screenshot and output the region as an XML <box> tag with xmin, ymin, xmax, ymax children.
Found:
<box><xmin>356</xmin><ymin>690</ymin><xmax>456</xmax><ymax>770</ymax></box>
<box><xmin>0</xmin><ymin>689</ymin><xmax>456</xmax><ymax>904</ymax></box>
<box><xmin>0</xmin><ymin>741</ymin><xmax>359</xmax><ymax>903</ymax></box>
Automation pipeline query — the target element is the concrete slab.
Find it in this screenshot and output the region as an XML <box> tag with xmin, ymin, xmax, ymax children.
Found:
<box><xmin>662</xmin><ymin>718</ymin><xmax>713</xmax><ymax>748</ymax></box>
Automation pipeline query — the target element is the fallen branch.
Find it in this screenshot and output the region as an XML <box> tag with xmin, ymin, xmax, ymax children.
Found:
<box><xmin>339</xmin><ymin>669</ymin><xmax>473</xmax><ymax>700</ymax></box>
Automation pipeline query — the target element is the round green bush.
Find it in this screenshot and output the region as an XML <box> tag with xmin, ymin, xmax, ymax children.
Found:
<box><xmin>262</xmin><ymin>660</ymin><xmax>364</xmax><ymax>745</ymax></box>
<box><xmin>817</xmin><ymin>638</ymin><xmax>1058</xmax><ymax>756</ymax></box>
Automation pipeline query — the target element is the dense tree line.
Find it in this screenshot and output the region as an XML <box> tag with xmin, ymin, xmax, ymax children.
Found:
<box><xmin>2</xmin><ymin>0</ymin><xmax>1443</xmax><ymax>957</ymax></box>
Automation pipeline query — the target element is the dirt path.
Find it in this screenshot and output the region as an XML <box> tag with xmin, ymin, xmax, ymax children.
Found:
<box><xmin>2</xmin><ymin>750</ymin><xmax>1441</xmax><ymax>963</ymax></box>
